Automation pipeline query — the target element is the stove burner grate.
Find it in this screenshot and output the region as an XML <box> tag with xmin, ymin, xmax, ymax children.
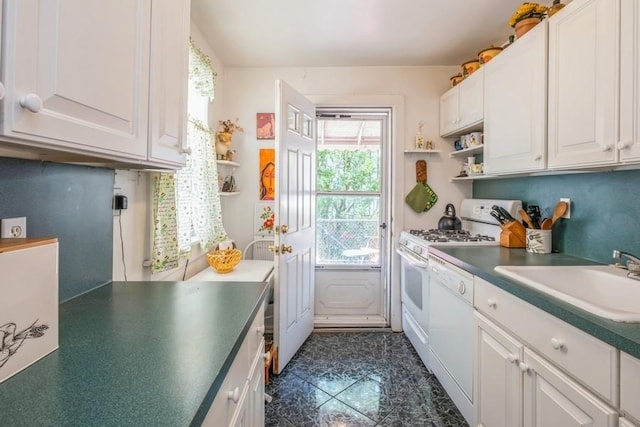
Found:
<box><xmin>408</xmin><ymin>228</ymin><xmax>495</xmax><ymax>243</ymax></box>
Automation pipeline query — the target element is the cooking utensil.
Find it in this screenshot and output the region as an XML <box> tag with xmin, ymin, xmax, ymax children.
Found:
<box><xmin>526</xmin><ymin>205</ymin><xmax>541</xmax><ymax>228</ymax></box>
<box><xmin>518</xmin><ymin>209</ymin><xmax>536</xmax><ymax>229</ymax></box>
<box><xmin>405</xmin><ymin>160</ymin><xmax>438</xmax><ymax>213</ymax></box>
<box><xmin>493</xmin><ymin>205</ymin><xmax>515</xmax><ymax>222</ymax></box>
<box><xmin>490</xmin><ymin>210</ymin><xmax>505</xmax><ymax>225</ymax></box>
<box><xmin>438</xmin><ymin>203</ymin><xmax>462</xmax><ymax>230</ymax></box>
<box><xmin>550</xmin><ymin>201</ymin><xmax>569</xmax><ymax>227</ymax></box>
<box><xmin>540</xmin><ymin>218</ymin><xmax>552</xmax><ymax>230</ymax></box>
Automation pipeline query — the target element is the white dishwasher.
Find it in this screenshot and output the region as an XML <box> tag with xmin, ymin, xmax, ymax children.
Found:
<box><xmin>428</xmin><ymin>253</ymin><xmax>474</xmax><ymax>425</ymax></box>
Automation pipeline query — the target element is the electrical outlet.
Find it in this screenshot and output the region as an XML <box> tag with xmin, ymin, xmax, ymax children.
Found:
<box><xmin>560</xmin><ymin>198</ymin><xmax>571</xmax><ymax>219</ymax></box>
<box><xmin>1</xmin><ymin>217</ymin><xmax>27</xmax><ymax>238</ymax></box>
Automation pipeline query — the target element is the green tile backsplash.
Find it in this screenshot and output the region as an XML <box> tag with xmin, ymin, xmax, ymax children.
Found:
<box><xmin>473</xmin><ymin>169</ymin><xmax>640</xmax><ymax>264</ymax></box>
<box><xmin>0</xmin><ymin>158</ymin><xmax>114</xmax><ymax>301</ymax></box>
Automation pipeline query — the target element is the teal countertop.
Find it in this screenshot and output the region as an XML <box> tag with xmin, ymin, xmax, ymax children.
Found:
<box><xmin>0</xmin><ymin>280</ymin><xmax>269</xmax><ymax>426</ymax></box>
<box><xmin>429</xmin><ymin>246</ymin><xmax>640</xmax><ymax>360</ymax></box>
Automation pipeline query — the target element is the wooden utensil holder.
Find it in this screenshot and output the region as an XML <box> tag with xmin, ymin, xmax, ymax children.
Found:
<box><xmin>500</xmin><ymin>221</ymin><xmax>527</xmax><ymax>248</ymax></box>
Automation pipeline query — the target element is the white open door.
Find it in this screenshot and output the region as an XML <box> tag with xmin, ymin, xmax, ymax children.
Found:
<box><xmin>273</xmin><ymin>80</ymin><xmax>316</xmax><ymax>373</ymax></box>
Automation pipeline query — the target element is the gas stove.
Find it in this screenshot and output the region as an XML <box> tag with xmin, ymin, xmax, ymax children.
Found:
<box><xmin>398</xmin><ymin>198</ymin><xmax>522</xmax><ymax>259</ymax></box>
<box><xmin>408</xmin><ymin>228</ymin><xmax>496</xmax><ymax>243</ymax></box>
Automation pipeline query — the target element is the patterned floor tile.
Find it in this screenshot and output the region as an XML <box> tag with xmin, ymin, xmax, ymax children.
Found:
<box><xmin>265</xmin><ymin>332</ymin><xmax>468</xmax><ymax>427</ymax></box>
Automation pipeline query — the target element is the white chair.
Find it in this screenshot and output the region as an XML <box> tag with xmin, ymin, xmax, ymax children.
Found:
<box><xmin>243</xmin><ymin>238</ymin><xmax>275</xmax><ymax>260</ymax></box>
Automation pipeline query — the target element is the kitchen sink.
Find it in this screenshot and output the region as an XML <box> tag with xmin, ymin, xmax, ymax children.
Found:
<box><xmin>493</xmin><ymin>265</ymin><xmax>640</xmax><ymax>322</ymax></box>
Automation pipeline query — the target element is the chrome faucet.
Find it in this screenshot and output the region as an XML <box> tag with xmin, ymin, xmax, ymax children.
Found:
<box><xmin>612</xmin><ymin>250</ymin><xmax>640</xmax><ymax>281</ymax></box>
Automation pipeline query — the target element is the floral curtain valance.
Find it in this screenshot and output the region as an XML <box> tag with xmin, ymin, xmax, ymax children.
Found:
<box><xmin>189</xmin><ymin>37</ymin><xmax>217</xmax><ymax>101</ymax></box>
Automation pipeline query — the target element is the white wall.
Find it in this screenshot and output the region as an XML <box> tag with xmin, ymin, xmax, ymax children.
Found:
<box><xmin>220</xmin><ymin>66</ymin><xmax>471</xmax><ymax>251</ymax></box>
<box><xmin>113</xmin><ymin>27</ymin><xmax>473</xmax><ymax>283</ymax></box>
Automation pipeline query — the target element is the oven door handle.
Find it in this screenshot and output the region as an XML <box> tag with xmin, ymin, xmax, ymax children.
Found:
<box><xmin>396</xmin><ymin>247</ymin><xmax>429</xmax><ymax>269</ymax></box>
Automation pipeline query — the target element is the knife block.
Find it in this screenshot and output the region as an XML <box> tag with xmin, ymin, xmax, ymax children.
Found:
<box><xmin>500</xmin><ymin>221</ymin><xmax>527</xmax><ymax>248</ymax></box>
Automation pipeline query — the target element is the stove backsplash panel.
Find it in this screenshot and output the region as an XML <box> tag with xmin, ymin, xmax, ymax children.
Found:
<box><xmin>473</xmin><ymin>169</ymin><xmax>640</xmax><ymax>264</ymax></box>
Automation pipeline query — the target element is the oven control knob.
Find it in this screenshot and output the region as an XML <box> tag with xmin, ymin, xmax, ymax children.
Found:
<box><xmin>458</xmin><ymin>281</ymin><xmax>466</xmax><ymax>295</ymax></box>
<box><xmin>414</xmin><ymin>246</ymin><xmax>423</xmax><ymax>254</ymax></box>
<box><xmin>400</xmin><ymin>238</ymin><xmax>407</xmax><ymax>245</ymax></box>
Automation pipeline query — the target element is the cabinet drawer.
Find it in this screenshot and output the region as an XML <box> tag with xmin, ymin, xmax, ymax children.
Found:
<box><xmin>475</xmin><ymin>277</ymin><xmax>618</xmax><ymax>404</ymax></box>
<box><xmin>202</xmin><ymin>333</ymin><xmax>251</xmax><ymax>427</ymax></box>
<box><xmin>246</xmin><ymin>301</ymin><xmax>266</xmax><ymax>367</ymax></box>
<box><xmin>621</xmin><ymin>352</ymin><xmax>640</xmax><ymax>422</ymax></box>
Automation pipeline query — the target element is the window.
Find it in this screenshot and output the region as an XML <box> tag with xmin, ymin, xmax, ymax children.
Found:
<box><xmin>315</xmin><ymin>110</ymin><xmax>388</xmax><ymax>266</ymax></box>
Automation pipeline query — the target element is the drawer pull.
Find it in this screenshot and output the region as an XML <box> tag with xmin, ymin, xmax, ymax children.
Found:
<box><xmin>487</xmin><ymin>299</ymin><xmax>497</xmax><ymax>308</ymax></box>
<box><xmin>518</xmin><ymin>362</ymin><xmax>531</xmax><ymax>373</ymax></box>
<box><xmin>551</xmin><ymin>337</ymin><xmax>565</xmax><ymax>350</ymax></box>
<box><xmin>228</xmin><ymin>387</ymin><xmax>240</xmax><ymax>403</ymax></box>
<box><xmin>507</xmin><ymin>353</ymin><xmax>518</xmax><ymax>364</ymax></box>
<box><xmin>256</xmin><ymin>325</ymin><xmax>265</xmax><ymax>335</ymax></box>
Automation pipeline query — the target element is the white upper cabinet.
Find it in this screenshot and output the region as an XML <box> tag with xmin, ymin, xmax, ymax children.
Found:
<box><xmin>2</xmin><ymin>0</ymin><xmax>151</xmax><ymax>160</ymax></box>
<box><xmin>619</xmin><ymin>0</ymin><xmax>640</xmax><ymax>163</ymax></box>
<box><xmin>439</xmin><ymin>68</ymin><xmax>484</xmax><ymax>137</ymax></box>
<box><xmin>0</xmin><ymin>0</ymin><xmax>189</xmax><ymax>169</ymax></box>
<box><xmin>484</xmin><ymin>21</ymin><xmax>548</xmax><ymax>175</ymax></box>
<box><xmin>147</xmin><ymin>0</ymin><xmax>190</xmax><ymax>167</ymax></box>
<box><xmin>547</xmin><ymin>0</ymin><xmax>619</xmax><ymax>168</ymax></box>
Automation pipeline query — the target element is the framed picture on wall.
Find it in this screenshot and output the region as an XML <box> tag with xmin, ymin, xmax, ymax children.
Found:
<box><xmin>254</xmin><ymin>202</ymin><xmax>275</xmax><ymax>236</ymax></box>
<box><xmin>259</xmin><ymin>148</ymin><xmax>275</xmax><ymax>200</ymax></box>
<box><xmin>257</xmin><ymin>113</ymin><xmax>275</xmax><ymax>140</ymax></box>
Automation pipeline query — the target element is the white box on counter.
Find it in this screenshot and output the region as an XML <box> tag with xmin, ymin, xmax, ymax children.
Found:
<box><xmin>0</xmin><ymin>238</ymin><xmax>59</xmax><ymax>383</ymax></box>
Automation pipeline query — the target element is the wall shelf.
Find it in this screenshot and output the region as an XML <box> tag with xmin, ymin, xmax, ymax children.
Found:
<box><xmin>449</xmin><ymin>174</ymin><xmax>496</xmax><ymax>182</ymax></box>
<box><xmin>449</xmin><ymin>144</ymin><xmax>484</xmax><ymax>157</ymax></box>
<box><xmin>217</xmin><ymin>160</ymin><xmax>240</xmax><ymax>167</ymax></box>
<box><xmin>219</xmin><ymin>191</ymin><xmax>240</xmax><ymax>197</ymax></box>
<box><xmin>404</xmin><ymin>149</ymin><xmax>442</xmax><ymax>154</ymax></box>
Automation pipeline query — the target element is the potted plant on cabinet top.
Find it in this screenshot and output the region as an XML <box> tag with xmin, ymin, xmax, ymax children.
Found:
<box><xmin>509</xmin><ymin>2</ymin><xmax>548</xmax><ymax>39</ymax></box>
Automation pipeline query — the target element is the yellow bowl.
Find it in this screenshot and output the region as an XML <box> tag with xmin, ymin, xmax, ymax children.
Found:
<box><xmin>450</xmin><ymin>73</ymin><xmax>464</xmax><ymax>87</ymax></box>
<box><xmin>207</xmin><ymin>249</ymin><xmax>242</xmax><ymax>273</ymax></box>
<box><xmin>478</xmin><ymin>47</ymin><xmax>503</xmax><ymax>65</ymax></box>
<box><xmin>461</xmin><ymin>59</ymin><xmax>480</xmax><ymax>77</ymax></box>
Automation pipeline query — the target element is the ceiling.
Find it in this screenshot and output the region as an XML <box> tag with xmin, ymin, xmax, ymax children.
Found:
<box><xmin>190</xmin><ymin>0</ymin><xmax>529</xmax><ymax>68</ymax></box>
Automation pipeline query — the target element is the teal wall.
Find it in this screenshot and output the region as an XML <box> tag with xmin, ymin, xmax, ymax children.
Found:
<box><xmin>473</xmin><ymin>169</ymin><xmax>640</xmax><ymax>264</ymax></box>
<box><xmin>0</xmin><ymin>158</ymin><xmax>114</xmax><ymax>302</ymax></box>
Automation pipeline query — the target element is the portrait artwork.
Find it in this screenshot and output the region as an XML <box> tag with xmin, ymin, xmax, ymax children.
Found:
<box><xmin>259</xmin><ymin>148</ymin><xmax>275</xmax><ymax>200</ymax></box>
<box><xmin>257</xmin><ymin>113</ymin><xmax>275</xmax><ymax>140</ymax></box>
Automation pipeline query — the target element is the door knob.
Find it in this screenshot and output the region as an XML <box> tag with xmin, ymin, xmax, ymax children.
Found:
<box><xmin>281</xmin><ymin>244</ymin><xmax>293</xmax><ymax>253</ymax></box>
<box><xmin>279</xmin><ymin>224</ymin><xmax>289</xmax><ymax>234</ymax></box>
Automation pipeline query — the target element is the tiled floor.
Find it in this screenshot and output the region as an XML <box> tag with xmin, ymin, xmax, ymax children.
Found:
<box><xmin>265</xmin><ymin>331</ymin><xmax>469</xmax><ymax>426</ymax></box>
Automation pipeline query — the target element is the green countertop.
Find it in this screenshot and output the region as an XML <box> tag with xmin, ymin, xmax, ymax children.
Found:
<box><xmin>429</xmin><ymin>246</ymin><xmax>640</xmax><ymax>360</ymax></box>
<box><xmin>0</xmin><ymin>280</ymin><xmax>269</xmax><ymax>426</ymax></box>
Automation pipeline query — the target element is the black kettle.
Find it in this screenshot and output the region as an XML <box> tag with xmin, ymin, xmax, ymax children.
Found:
<box><xmin>438</xmin><ymin>203</ymin><xmax>462</xmax><ymax>230</ymax></box>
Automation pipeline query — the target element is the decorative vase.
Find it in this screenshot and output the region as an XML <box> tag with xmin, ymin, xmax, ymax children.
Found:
<box><xmin>514</xmin><ymin>17</ymin><xmax>541</xmax><ymax>39</ymax></box>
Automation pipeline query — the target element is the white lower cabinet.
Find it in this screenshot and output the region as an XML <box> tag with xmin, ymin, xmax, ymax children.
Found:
<box><xmin>522</xmin><ymin>348</ymin><xmax>618</xmax><ymax>427</ymax></box>
<box><xmin>203</xmin><ymin>302</ymin><xmax>266</xmax><ymax>427</ymax></box>
<box><xmin>474</xmin><ymin>312</ymin><xmax>523</xmax><ymax>427</ymax></box>
<box><xmin>621</xmin><ymin>352</ymin><xmax>640</xmax><ymax>423</ymax></box>
<box><xmin>474</xmin><ymin>277</ymin><xmax>620</xmax><ymax>427</ymax></box>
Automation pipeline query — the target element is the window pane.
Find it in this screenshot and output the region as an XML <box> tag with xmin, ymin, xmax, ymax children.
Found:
<box><xmin>316</xmin><ymin>195</ymin><xmax>380</xmax><ymax>265</ymax></box>
<box><xmin>317</xmin><ymin>119</ymin><xmax>381</xmax><ymax>192</ymax></box>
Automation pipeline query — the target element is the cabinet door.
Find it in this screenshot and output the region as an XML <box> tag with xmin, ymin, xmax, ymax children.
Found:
<box><xmin>547</xmin><ymin>0</ymin><xmax>618</xmax><ymax>168</ymax></box>
<box><xmin>484</xmin><ymin>21</ymin><xmax>547</xmax><ymax>174</ymax></box>
<box><xmin>458</xmin><ymin>68</ymin><xmax>484</xmax><ymax>130</ymax></box>
<box><xmin>147</xmin><ymin>0</ymin><xmax>190</xmax><ymax>167</ymax></box>
<box><xmin>2</xmin><ymin>0</ymin><xmax>150</xmax><ymax>159</ymax></box>
<box><xmin>621</xmin><ymin>352</ymin><xmax>640</xmax><ymax>422</ymax></box>
<box><xmin>474</xmin><ymin>312</ymin><xmax>524</xmax><ymax>427</ymax></box>
<box><xmin>229</xmin><ymin>384</ymin><xmax>250</xmax><ymax>427</ymax></box>
<box><xmin>248</xmin><ymin>340</ymin><xmax>266</xmax><ymax>427</ymax></box>
<box><xmin>522</xmin><ymin>349</ymin><xmax>618</xmax><ymax>427</ymax></box>
<box><xmin>619</xmin><ymin>0</ymin><xmax>640</xmax><ymax>162</ymax></box>
<box><xmin>440</xmin><ymin>86</ymin><xmax>460</xmax><ymax>136</ymax></box>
